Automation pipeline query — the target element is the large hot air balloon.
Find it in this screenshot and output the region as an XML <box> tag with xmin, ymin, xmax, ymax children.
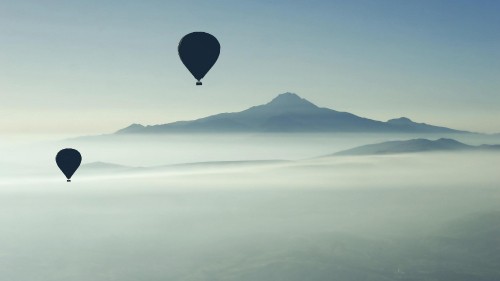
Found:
<box><xmin>56</xmin><ymin>148</ymin><xmax>82</xmax><ymax>182</ymax></box>
<box><xmin>178</xmin><ymin>32</ymin><xmax>220</xmax><ymax>85</ymax></box>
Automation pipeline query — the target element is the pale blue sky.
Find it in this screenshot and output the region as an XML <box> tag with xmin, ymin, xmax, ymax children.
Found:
<box><xmin>0</xmin><ymin>0</ymin><xmax>499</xmax><ymax>134</ymax></box>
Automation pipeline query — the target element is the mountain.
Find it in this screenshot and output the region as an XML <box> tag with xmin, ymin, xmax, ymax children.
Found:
<box><xmin>332</xmin><ymin>138</ymin><xmax>500</xmax><ymax>156</ymax></box>
<box><xmin>116</xmin><ymin>93</ymin><xmax>471</xmax><ymax>134</ymax></box>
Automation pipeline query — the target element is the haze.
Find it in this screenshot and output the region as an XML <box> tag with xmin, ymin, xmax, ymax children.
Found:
<box><xmin>1</xmin><ymin>133</ymin><xmax>500</xmax><ymax>280</ymax></box>
<box><xmin>1</xmin><ymin>0</ymin><xmax>500</xmax><ymax>280</ymax></box>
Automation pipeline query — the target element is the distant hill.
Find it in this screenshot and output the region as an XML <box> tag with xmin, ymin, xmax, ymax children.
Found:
<box><xmin>78</xmin><ymin>160</ymin><xmax>288</xmax><ymax>176</ymax></box>
<box><xmin>81</xmin><ymin>161</ymin><xmax>130</xmax><ymax>169</ymax></box>
<box><xmin>80</xmin><ymin>161</ymin><xmax>134</xmax><ymax>172</ymax></box>
<box><xmin>115</xmin><ymin>93</ymin><xmax>471</xmax><ymax>134</ymax></box>
<box><xmin>333</xmin><ymin>138</ymin><xmax>500</xmax><ymax>156</ymax></box>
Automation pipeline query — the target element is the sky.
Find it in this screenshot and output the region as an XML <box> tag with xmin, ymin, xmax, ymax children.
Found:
<box><xmin>0</xmin><ymin>0</ymin><xmax>499</xmax><ymax>135</ymax></box>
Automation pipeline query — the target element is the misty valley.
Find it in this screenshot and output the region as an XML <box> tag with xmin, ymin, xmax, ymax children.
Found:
<box><xmin>0</xmin><ymin>133</ymin><xmax>499</xmax><ymax>281</ymax></box>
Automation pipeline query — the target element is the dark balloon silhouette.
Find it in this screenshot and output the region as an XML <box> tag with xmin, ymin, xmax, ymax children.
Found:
<box><xmin>56</xmin><ymin>148</ymin><xmax>82</xmax><ymax>182</ymax></box>
<box><xmin>178</xmin><ymin>32</ymin><xmax>220</xmax><ymax>85</ymax></box>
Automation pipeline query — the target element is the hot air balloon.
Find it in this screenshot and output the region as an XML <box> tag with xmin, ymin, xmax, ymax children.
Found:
<box><xmin>178</xmin><ymin>32</ymin><xmax>220</xmax><ymax>85</ymax></box>
<box><xmin>56</xmin><ymin>148</ymin><xmax>82</xmax><ymax>182</ymax></box>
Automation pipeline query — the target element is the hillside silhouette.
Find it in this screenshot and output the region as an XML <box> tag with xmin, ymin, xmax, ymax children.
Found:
<box><xmin>116</xmin><ymin>93</ymin><xmax>470</xmax><ymax>134</ymax></box>
<box><xmin>333</xmin><ymin>138</ymin><xmax>500</xmax><ymax>156</ymax></box>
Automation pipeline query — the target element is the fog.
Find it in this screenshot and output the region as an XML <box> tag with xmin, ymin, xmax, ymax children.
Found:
<box><xmin>1</xmin><ymin>133</ymin><xmax>500</xmax><ymax>280</ymax></box>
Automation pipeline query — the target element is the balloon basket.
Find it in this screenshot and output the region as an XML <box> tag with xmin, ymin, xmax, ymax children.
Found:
<box><xmin>67</xmin><ymin>179</ymin><xmax>71</xmax><ymax>182</ymax></box>
<box><xmin>196</xmin><ymin>81</ymin><xmax>202</xmax><ymax>86</ymax></box>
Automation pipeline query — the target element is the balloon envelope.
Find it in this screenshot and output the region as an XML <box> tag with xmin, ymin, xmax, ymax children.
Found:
<box><xmin>178</xmin><ymin>32</ymin><xmax>220</xmax><ymax>85</ymax></box>
<box><xmin>56</xmin><ymin>148</ymin><xmax>82</xmax><ymax>182</ymax></box>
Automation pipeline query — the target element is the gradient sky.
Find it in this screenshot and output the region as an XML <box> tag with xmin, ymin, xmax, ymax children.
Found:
<box><xmin>1</xmin><ymin>0</ymin><xmax>499</xmax><ymax>135</ymax></box>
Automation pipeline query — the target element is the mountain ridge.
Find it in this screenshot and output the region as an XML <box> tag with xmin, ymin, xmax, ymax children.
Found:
<box><xmin>115</xmin><ymin>93</ymin><xmax>472</xmax><ymax>134</ymax></box>
<box><xmin>332</xmin><ymin>138</ymin><xmax>500</xmax><ymax>156</ymax></box>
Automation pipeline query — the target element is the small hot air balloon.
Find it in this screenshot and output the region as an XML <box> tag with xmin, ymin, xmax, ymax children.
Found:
<box><xmin>178</xmin><ymin>32</ymin><xmax>220</xmax><ymax>85</ymax></box>
<box><xmin>56</xmin><ymin>148</ymin><xmax>82</xmax><ymax>182</ymax></box>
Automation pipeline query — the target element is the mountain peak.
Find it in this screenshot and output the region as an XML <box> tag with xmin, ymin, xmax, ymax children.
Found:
<box><xmin>115</xmin><ymin>123</ymin><xmax>145</xmax><ymax>134</ymax></box>
<box><xmin>387</xmin><ymin>117</ymin><xmax>414</xmax><ymax>124</ymax></box>
<box><xmin>266</xmin><ymin>92</ymin><xmax>318</xmax><ymax>109</ymax></box>
<box><xmin>274</xmin><ymin>92</ymin><xmax>301</xmax><ymax>100</ymax></box>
